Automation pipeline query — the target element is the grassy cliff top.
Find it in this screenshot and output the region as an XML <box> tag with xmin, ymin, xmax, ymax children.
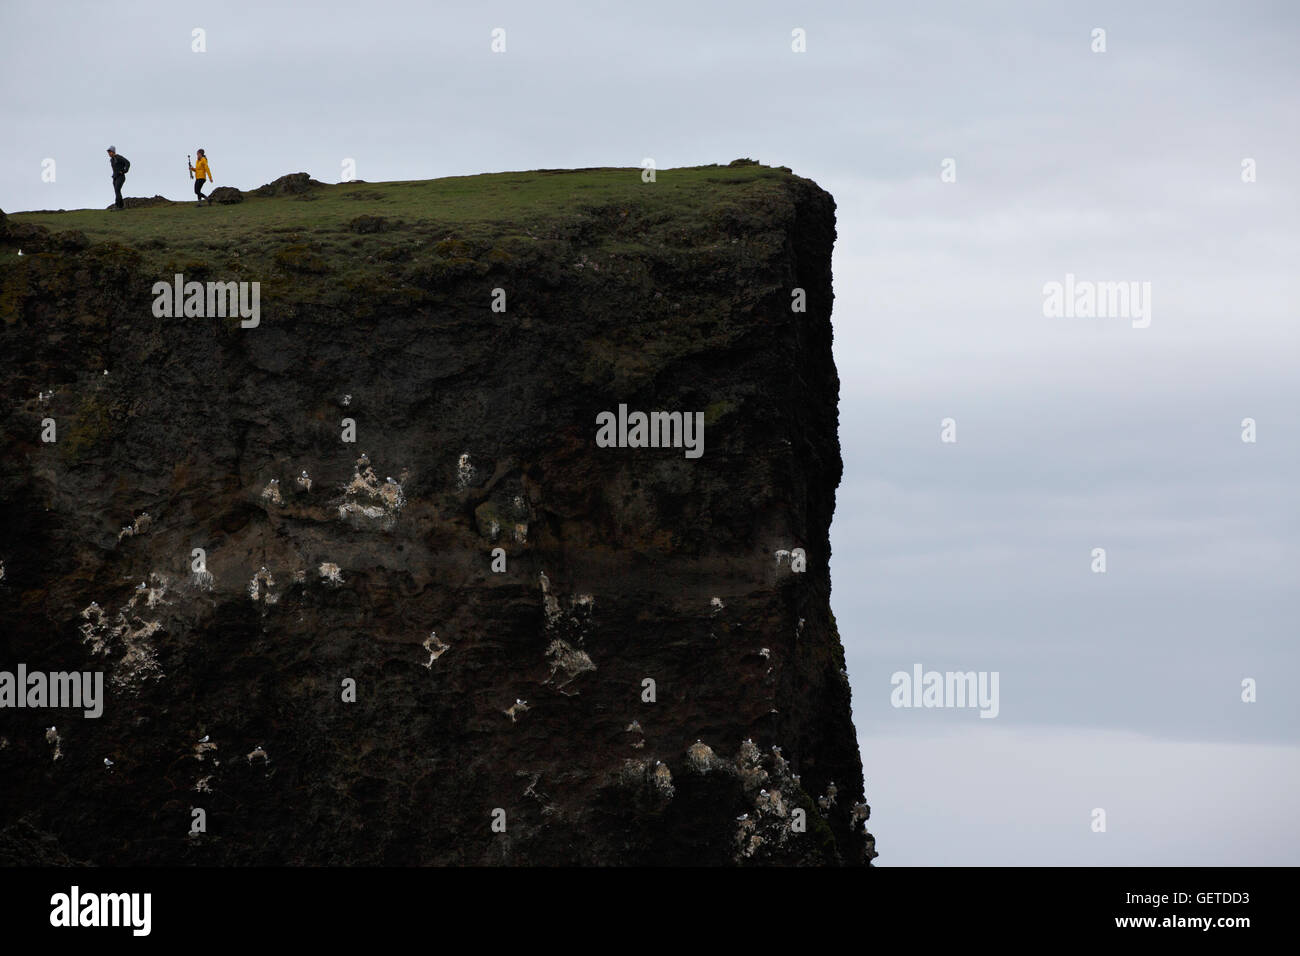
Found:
<box><xmin>7</xmin><ymin>161</ymin><xmax>803</xmax><ymax>260</ymax></box>
<box><xmin>2</xmin><ymin>161</ymin><xmax>827</xmax><ymax>321</ymax></box>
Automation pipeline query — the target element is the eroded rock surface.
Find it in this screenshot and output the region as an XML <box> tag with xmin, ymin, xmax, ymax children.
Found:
<box><xmin>0</xmin><ymin>164</ymin><xmax>873</xmax><ymax>864</ymax></box>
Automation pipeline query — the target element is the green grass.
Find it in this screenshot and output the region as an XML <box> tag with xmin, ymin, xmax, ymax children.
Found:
<box><xmin>5</xmin><ymin>162</ymin><xmax>804</xmax><ymax>322</ymax></box>
<box><xmin>9</xmin><ymin>163</ymin><xmax>794</xmax><ymax>265</ymax></box>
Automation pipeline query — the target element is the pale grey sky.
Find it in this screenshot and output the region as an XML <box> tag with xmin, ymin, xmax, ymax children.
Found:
<box><xmin>3</xmin><ymin>0</ymin><xmax>1297</xmax><ymax>865</ymax></box>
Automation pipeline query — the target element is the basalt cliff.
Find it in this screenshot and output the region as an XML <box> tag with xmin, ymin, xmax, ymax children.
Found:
<box><xmin>0</xmin><ymin>162</ymin><xmax>875</xmax><ymax>865</ymax></box>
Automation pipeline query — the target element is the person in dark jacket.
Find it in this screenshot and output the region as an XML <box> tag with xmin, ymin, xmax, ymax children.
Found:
<box><xmin>106</xmin><ymin>146</ymin><xmax>129</xmax><ymax>209</ymax></box>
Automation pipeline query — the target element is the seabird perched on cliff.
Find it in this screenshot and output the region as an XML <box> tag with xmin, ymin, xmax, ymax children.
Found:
<box><xmin>103</xmin><ymin>757</ymin><xmax>114</xmax><ymax>768</ymax></box>
<box><xmin>736</xmin><ymin>813</ymin><xmax>749</xmax><ymax>821</ymax></box>
<box><xmin>198</xmin><ymin>735</ymin><xmax>209</xmax><ymax>743</ymax></box>
<box><xmin>135</xmin><ymin>581</ymin><xmax>147</xmax><ymax>591</ymax></box>
<box><xmin>386</xmin><ymin>476</ymin><xmax>395</xmax><ymax>484</ymax></box>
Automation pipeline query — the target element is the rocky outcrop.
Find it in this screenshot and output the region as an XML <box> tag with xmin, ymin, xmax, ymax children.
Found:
<box><xmin>252</xmin><ymin>172</ymin><xmax>324</xmax><ymax>197</ymax></box>
<box><xmin>207</xmin><ymin>186</ymin><xmax>244</xmax><ymax>205</ymax></box>
<box><xmin>0</xmin><ymin>165</ymin><xmax>873</xmax><ymax>865</ymax></box>
<box><xmin>103</xmin><ymin>195</ymin><xmax>175</xmax><ymax>210</ymax></box>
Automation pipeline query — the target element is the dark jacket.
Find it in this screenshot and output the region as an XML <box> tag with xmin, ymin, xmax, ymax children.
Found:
<box><xmin>110</xmin><ymin>154</ymin><xmax>129</xmax><ymax>178</ymax></box>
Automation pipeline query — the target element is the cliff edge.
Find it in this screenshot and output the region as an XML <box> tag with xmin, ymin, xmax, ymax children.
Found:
<box><xmin>0</xmin><ymin>162</ymin><xmax>875</xmax><ymax>865</ymax></box>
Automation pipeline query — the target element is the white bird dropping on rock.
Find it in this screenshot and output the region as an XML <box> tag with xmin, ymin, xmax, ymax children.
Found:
<box><xmin>456</xmin><ymin>454</ymin><xmax>475</xmax><ymax>490</ymax></box>
<box><xmin>504</xmin><ymin>699</ymin><xmax>529</xmax><ymax>722</ymax></box>
<box><xmin>422</xmin><ymin>631</ymin><xmax>450</xmax><ymax>667</ymax></box>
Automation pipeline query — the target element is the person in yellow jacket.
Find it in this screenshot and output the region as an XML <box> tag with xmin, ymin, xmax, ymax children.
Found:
<box><xmin>188</xmin><ymin>149</ymin><xmax>214</xmax><ymax>204</ymax></box>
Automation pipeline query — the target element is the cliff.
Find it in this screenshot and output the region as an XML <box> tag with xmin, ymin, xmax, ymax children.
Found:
<box><xmin>0</xmin><ymin>162</ymin><xmax>875</xmax><ymax>865</ymax></box>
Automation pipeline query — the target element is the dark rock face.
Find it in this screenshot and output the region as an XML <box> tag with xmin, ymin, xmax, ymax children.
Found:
<box><xmin>0</xmin><ymin>170</ymin><xmax>873</xmax><ymax>865</ymax></box>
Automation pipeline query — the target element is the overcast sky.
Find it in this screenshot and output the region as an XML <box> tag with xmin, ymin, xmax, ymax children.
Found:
<box><xmin>2</xmin><ymin>0</ymin><xmax>1297</xmax><ymax>865</ymax></box>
